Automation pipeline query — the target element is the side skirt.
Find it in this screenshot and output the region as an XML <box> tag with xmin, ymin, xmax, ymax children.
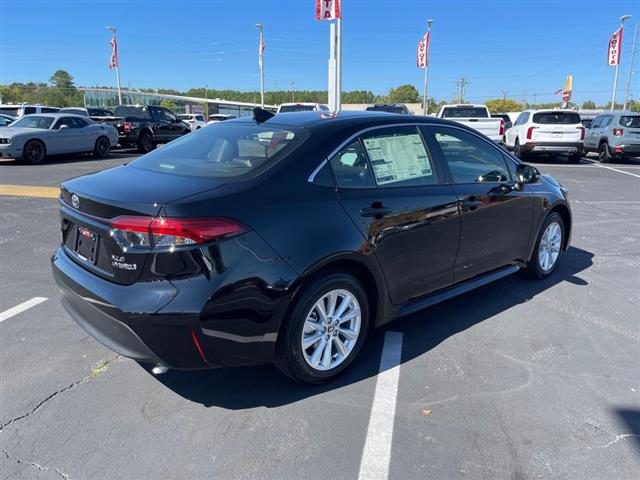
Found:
<box><xmin>396</xmin><ymin>265</ymin><xmax>520</xmax><ymax>319</ymax></box>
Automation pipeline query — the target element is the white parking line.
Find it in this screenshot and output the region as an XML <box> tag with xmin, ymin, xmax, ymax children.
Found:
<box><xmin>0</xmin><ymin>297</ymin><xmax>48</xmax><ymax>322</ymax></box>
<box><xmin>358</xmin><ymin>331</ymin><xmax>403</xmax><ymax>480</ymax></box>
<box><xmin>582</xmin><ymin>159</ymin><xmax>640</xmax><ymax>178</ymax></box>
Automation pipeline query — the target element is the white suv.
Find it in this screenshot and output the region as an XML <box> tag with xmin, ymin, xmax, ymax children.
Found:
<box><xmin>505</xmin><ymin>109</ymin><xmax>584</xmax><ymax>162</ymax></box>
<box><xmin>178</xmin><ymin>114</ymin><xmax>207</xmax><ymax>131</ymax></box>
<box><xmin>0</xmin><ymin>104</ymin><xmax>60</xmax><ymax>117</ymax></box>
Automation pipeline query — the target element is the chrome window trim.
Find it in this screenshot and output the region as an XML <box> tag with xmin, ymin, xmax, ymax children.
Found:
<box><xmin>307</xmin><ymin>121</ymin><xmax>515</xmax><ymax>183</ymax></box>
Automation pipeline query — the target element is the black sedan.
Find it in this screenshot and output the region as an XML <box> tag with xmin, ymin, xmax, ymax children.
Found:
<box><xmin>52</xmin><ymin>110</ymin><xmax>572</xmax><ymax>383</ymax></box>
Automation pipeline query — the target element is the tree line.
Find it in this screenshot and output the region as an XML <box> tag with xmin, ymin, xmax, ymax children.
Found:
<box><xmin>1</xmin><ymin>70</ymin><xmax>638</xmax><ymax>112</ymax></box>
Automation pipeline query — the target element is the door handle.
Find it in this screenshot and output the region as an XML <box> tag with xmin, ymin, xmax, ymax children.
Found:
<box><xmin>360</xmin><ymin>206</ymin><xmax>392</xmax><ymax>217</ymax></box>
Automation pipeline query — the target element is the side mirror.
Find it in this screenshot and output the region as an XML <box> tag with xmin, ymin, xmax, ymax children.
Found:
<box><xmin>59</xmin><ymin>124</ymin><xmax>69</xmax><ymax>131</ymax></box>
<box><xmin>515</xmin><ymin>163</ymin><xmax>540</xmax><ymax>185</ymax></box>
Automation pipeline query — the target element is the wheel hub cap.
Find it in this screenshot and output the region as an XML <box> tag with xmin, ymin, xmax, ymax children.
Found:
<box><xmin>538</xmin><ymin>221</ymin><xmax>562</xmax><ymax>272</ymax></box>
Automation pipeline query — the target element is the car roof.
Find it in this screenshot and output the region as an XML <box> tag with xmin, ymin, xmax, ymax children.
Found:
<box><xmin>21</xmin><ymin>113</ymin><xmax>91</xmax><ymax>119</ymax></box>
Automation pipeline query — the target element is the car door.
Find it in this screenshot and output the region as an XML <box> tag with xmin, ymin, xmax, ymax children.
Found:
<box><xmin>424</xmin><ymin>125</ymin><xmax>533</xmax><ymax>283</ymax></box>
<box><xmin>49</xmin><ymin>117</ymin><xmax>84</xmax><ymax>154</ymax></box>
<box><xmin>584</xmin><ymin>116</ymin><xmax>601</xmax><ymax>150</ymax></box>
<box><xmin>148</xmin><ymin>107</ymin><xmax>170</xmax><ymax>142</ymax></box>
<box><xmin>330</xmin><ymin>125</ymin><xmax>461</xmax><ymax>304</ymax></box>
<box><xmin>160</xmin><ymin>108</ymin><xmax>185</xmax><ymax>141</ymax></box>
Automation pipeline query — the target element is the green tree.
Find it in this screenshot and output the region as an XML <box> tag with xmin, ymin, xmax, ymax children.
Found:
<box><xmin>159</xmin><ymin>99</ymin><xmax>177</xmax><ymax>111</ymax></box>
<box><xmin>484</xmin><ymin>99</ymin><xmax>524</xmax><ymax>113</ymax></box>
<box><xmin>582</xmin><ymin>100</ymin><xmax>596</xmax><ymax>109</ymax></box>
<box><xmin>49</xmin><ymin>70</ymin><xmax>75</xmax><ymax>90</ymax></box>
<box><xmin>388</xmin><ymin>84</ymin><xmax>420</xmax><ymax>103</ymax></box>
<box><xmin>627</xmin><ymin>100</ymin><xmax>640</xmax><ymax>112</ymax></box>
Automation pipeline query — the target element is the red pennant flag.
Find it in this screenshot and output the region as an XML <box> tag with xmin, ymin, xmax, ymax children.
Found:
<box><xmin>109</xmin><ymin>35</ymin><xmax>118</xmax><ymax>69</ymax></box>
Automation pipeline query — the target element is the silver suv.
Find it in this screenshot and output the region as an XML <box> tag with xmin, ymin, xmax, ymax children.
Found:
<box><xmin>584</xmin><ymin>112</ymin><xmax>640</xmax><ymax>162</ymax></box>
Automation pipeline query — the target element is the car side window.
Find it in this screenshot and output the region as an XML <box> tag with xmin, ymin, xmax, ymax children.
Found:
<box><xmin>72</xmin><ymin>118</ymin><xmax>89</xmax><ymax>128</ymax></box>
<box><xmin>518</xmin><ymin>112</ymin><xmax>530</xmax><ymax>125</ymax></box>
<box><xmin>24</xmin><ymin>107</ymin><xmax>36</xmax><ymax>115</ymax></box>
<box><xmin>55</xmin><ymin>117</ymin><xmax>74</xmax><ymax>129</ymax></box>
<box><xmin>360</xmin><ymin>126</ymin><xmax>437</xmax><ymax>187</ymax></box>
<box><xmin>590</xmin><ymin>116</ymin><xmax>601</xmax><ymax>129</ymax></box>
<box><xmin>329</xmin><ymin>139</ymin><xmax>375</xmax><ymax>188</ymax></box>
<box><xmin>430</xmin><ymin>126</ymin><xmax>511</xmax><ymax>183</ymax></box>
<box><xmin>602</xmin><ymin>115</ymin><xmax>613</xmax><ymax>127</ymax></box>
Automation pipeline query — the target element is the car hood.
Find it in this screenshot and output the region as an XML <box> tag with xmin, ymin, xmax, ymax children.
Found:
<box><xmin>0</xmin><ymin>127</ymin><xmax>50</xmax><ymax>137</ymax></box>
<box><xmin>61</xmin><ymin>163</ymin><xmax>227</xmax><ymax>217</ymax></box>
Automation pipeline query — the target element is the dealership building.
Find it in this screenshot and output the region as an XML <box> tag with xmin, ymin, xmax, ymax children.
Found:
<box><xmin>81</xmin><ymin>88</ymin><xmax>276</xmax><ymax>117</ymax></box>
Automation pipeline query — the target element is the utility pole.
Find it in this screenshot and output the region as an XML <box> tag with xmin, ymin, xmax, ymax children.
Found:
<box><xmin>623</xmin><ymin>22</ymin><xmax>638</xmax><ymax>111</ymax></box>
<box><xmin>610</xmin><ymin>14</ymin><xmax>632</xmax><ymax>112</ymax></box>
<box><xmin>256</xmin><ymin>23</ymin><xmax>265</xmax><ymax>108</ymax></box>
<box><xmin>106</xmin><ymin>26</ymin><xmax>123</xmax><ymax>105</ymax></box>
<box><xmin>456</xmin><ymin>78</ymin><xmax>470</xmax><ymax>103</ymax></box>
<box><xmin>501</xmin><ymin>90</ymin><xmax>508</xmax><ymax>101</ymax></box>
<box><xmin>291</xmin><ymin>81</ymin><xmax>296</xmax><ymax>102</ymax></box>
<box><xmin>204</xmin><ymin>85</ymin><xmax>209</xmax><ymax>116</ymax></box>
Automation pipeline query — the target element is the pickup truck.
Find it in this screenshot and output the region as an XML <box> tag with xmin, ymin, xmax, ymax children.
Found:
<box><xmin>109</xmin><ymin>105</ymin><xmax>191</xmax><ymax>153</ymax></box>
<box><xmin>437</xmin><ymin>104</ymin><xmax>504</xmax><ymax>143</ymax></box>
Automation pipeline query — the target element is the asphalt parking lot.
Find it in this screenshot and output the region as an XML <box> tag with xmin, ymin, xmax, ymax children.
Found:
<box><xmin>1</xmin><ymin>152</ymin><xmax>639</xmax><ymax>479</ymax></box>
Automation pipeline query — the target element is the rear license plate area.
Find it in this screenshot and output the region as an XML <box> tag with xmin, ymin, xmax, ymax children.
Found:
<box><xmin>552</xmin><ymin>132</ymin><xmax>563</xmax><ymax>138</ymax></box>
<box><xmin>75</xmin><ymin>226</ymin><xmax>98</xmax><ymax>263</ymax></box>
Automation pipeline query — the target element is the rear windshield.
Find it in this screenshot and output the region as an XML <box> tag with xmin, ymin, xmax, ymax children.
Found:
<box><xmin>0</xmin><ymin>107</ymin><xmax>21</xmax><ymax>116</ymax></box>
<box><xmin>11</xmin><ymin>116</ymin><xmax>55</xmax><ymax>129</ymax></box>
<box><xmin>619</xmin><ymin>115</ymin><xmax>640</xmax><ymax>128</ymax></box>
<box><xmin>114</xmin><ymin>106</ymin><xmax>152</xmax><ymax>120</ymax></box>
<box><xmin>365</xmin><ymin>105</ymin><xmax>407</xmax><ymax>114</ymax></box>
<box><xmin>441</xmin><ymin>107</ymin><xmax>489</xmax><ymax>118</ymax></box>
<box><xmin>87</xmin><ymin>108</ymin><xmax>114</xmax><ymax>116</ymax></box>
<box><xmin>532</xmin><ymin>111</ymin><xmax>580</xmax><ymax>124</ymax></box>
<box><xmin>130</xmin><ymin>123</ymin><xmax>308</xmax><ymax>179</ymax></box>
<box><xmin>279</xmin><ymin>104</ymin><xmax>316</xmax><ymax>112</ymax></box>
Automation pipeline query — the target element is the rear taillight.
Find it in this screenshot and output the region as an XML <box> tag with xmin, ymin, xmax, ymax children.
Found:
<box><xmin>499</xmin><ymin>119</ymin><xmax>505</xmax><ymax>136</ymax></box>
<box><xmin>526</xmin><ymin>126</ymin><xmax>538</xmax><ymax>140</ymax></box>
<box><xmin>613</xmin><ymin>128</ymin><xmax>623</xmax><ymax>136</ymax></box>
<box><xmin>578</xmin><ymin>127</ymin><xmax>585</xmax><ymax>140</ymax></box>
<box><xmin>123</xmin><ymin>121</ymin><xmax>132</xmax><ymax>133</ymax></box>
<box><xmin>109</xmin><ymin>216</ymin><xmax>247</xmax><ymax>251</ymax></box>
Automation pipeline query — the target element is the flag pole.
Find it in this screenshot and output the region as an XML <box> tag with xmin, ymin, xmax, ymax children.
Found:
<box><xmin>256</xmin><ymin>24</ymin><xmax>265</xmax><ymax>108</ymax></box>
<box><xmin>611</xmin><ymin>15</ymin><xmax>632</xmax><ymax>112</ymax></box>
<box><xmin>106</xmin><ymin>27</ymin><xmax>123</xmax><ymax>105</ymax></box>
<box><xmin>623</xmin><ymin>22</ymin><xmax>638</xmax><ymax>111</ymax></box>
<box><xmin>336</xmin><ymin>15</ymin><xmax>342</xmax><ymax>112</ymax></box>
<box><xmin>422</xmin><ymin>20</ymin><xmax>433</xmax><ymax>116</ymax></box>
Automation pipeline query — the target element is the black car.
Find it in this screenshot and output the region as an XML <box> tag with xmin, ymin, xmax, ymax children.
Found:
<box><xmin>52</xmin><ymin>110</ymin><xmax>572</xmax><ymax>383</ymax></box>
<box><xmin>491</xmin><ymin>113</ymin><xmax>513</xmax><ymax>130</ymax></box>
<box><xmin>109</xmin><ymin>105</ymin><xmax>191</xmax><ymax>153</ymax></box>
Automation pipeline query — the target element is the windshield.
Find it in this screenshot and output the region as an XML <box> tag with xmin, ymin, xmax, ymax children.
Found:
<box><xmin>532</xmin><ymin>111</ymin><xmax>581</xmax><ymax>124</ymax></box>
<box><xmin>441</xmin><ymin>107</ymin><xmax>489</xmax><ymax>118</ymax></box>
<box><xmin>114</xmin><ymin>106</ymin><xmax>152</xmax><ymax>120</ymax></box>
<box><xmin>279</xmin><ymin>104</ymin><xmax>316</xmax><ymax>113</ymax></box>
<box><xmin>365</xmin><ymin>105</ymin><xmax>407</xmax><ymax>114</ymax></box>
<box><xmin>131</xmin><ymin>123</ymin><xmax>308</xmax><ymax>179</ymax></box>
<box><xmin>619</xmin><ymin>116</ymin><xmax>640</xmax><ymax>128</ymax></box>
<box><xmin>0</xmin><ymin>107</ymin><xmax>21</xmax><ymax>117</ymax></box>
<box><xmin>10</xmin><ymin>116</ymin><xmax>55</xmax><ymax>129</ymax></box>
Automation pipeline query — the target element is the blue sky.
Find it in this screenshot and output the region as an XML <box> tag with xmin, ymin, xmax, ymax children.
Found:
<box><xmin>1</xmin><ymin>0</ymin><xmax>639</xmax><ymax>104</ymax></box>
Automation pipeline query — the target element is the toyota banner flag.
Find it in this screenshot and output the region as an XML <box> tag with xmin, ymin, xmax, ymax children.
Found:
<box><xmin>258</xmin><ymin>36</ymin><xmax>265</xmax><ymax>67</ymax></box>
<box><xmin>316</xmin><ymin>0</ymin><xmax>341</xmax><ymax>20</ymax></box>
<box><xmin>608</xmin><ymin>27</ymin><xmax>623</xmax><ymax>66</ymax></box>
<box><xmin>109</xmin><ymin>35</ymin><xmax>118</xmax><ymax>69</ymax></box>
<box><xmin>417</xmin><ymin>31</ymin><xmax>430</xmax><ymax>68</ymax></box>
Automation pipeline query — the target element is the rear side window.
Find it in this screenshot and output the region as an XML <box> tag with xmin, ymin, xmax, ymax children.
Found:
<box><xmin>0</xmin><ymin>107</ymin><xmax>20</xmax><ymax>116</ymax></box>
<box><xmin>440</xmin><ymin>107</ymin><xmax>488</xmax><ymax>118</ymax></box>
<box><xmin>130</xmin><ymin>123</ymin><xmax>308</xmax><ymax>179</ymax></box>
<box><xmin>532</xmin><ymin>112</ymin><xmax>580</xmax><ymax>124</ymax></box>
<box><xmin>361</xmin><ymin>127</ymin><xmax>436</xmax><ymax>187</ymax></box>
<box><xmin>24</xmin><ymin>107</ymin><xmax>36</xmax><ymax>115</ymax></box>
<box><xmin>430</xmin><ymin>126</ymin><xmax>511</xmax><ymax>183</ymax></box>
<box><xmin>330</xmin><ymin>139</ymin><xmax>375</xmax><ymax>188</ymax></box>
<box><xmin>41</xmin><ymin>107</ymin><xmax>60</xmax><ymax>113</ymax></box>
<box><xmin>619</xmin><ymin>116</ymin><xmax>640</xmax><ymax>128</ymax></box>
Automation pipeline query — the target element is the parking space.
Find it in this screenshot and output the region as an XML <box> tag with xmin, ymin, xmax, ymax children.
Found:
<box><xmin>1</xmin><ymin>155</ymin><xmax>639</xmax><ymax>479</ymax></box>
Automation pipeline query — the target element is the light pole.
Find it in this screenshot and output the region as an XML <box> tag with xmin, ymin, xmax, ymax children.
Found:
<box><xmin>423</xmin><ymin>19</ymin><xmax>433</xmax><ymax>116</ymax></box>
<box><xmin>610</xmin><ymin>15</ymin><xmax>631</xmax><ymax>112</ymax></box>
<box><xmin>256</xmin><ymin>23</ymin><xmax>265</xmax><ymax>108</ymax></box>
<box><xmin>106</xmin><ymin>26</ymin><xmax>123</xmax><ymax>105</ymax></box>
<box><xmin>623</xmin><ymin>23</ymin><xmax>638</xmax><ymax>111</ymax></box>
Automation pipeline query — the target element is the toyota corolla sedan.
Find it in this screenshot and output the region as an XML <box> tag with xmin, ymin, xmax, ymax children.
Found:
<box><xmin>0</xmin><ymin>114</ymin><xmax>118</xmax><ymax>164</ymax></box>
<box><xmin>52</xmin><ymin>110</ymin><xmax>572</xmax><ymax>383</ymax></box>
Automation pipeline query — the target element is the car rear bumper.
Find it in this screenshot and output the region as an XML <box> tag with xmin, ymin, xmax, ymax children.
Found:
<box><xmin>51</xmin><ymin>236</ymin><xmax>297</xmax><ymax>369</ymax></box>
<box><xmin>523</xmin><ymin>142</ymin><xmax>583</xmax><ymax>154</ymax></box>
<box><xmin>613</xmin><ymin>143</ymin><xmax>640</xmax><ymax>156</ymax></box>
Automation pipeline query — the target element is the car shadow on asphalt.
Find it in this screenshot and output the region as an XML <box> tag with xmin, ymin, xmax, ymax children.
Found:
<box><xmin>615</xmin><ymin>409</ymin><xmax>640</xmax><ymax>453</ymax></box>
<box><xmin>151</xmin><ymin>246</ymin><xmax>594</xmax><ymax>409</ymax></box>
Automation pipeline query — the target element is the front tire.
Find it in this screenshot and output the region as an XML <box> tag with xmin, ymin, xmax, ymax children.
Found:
<box><xmin>93</xmin><ymin>136</ymin><xmax>111</xmax><ymax>158</ymax></box>
<box><xmin>524</xmin><ymin>212</ymin><xmax>564</xmax><ymax>279</ymax></box>
<box><xmin>275</xmin><ymin>273</ymin><xmax>369</xmax><ymax>384</ymax></box>
<box><xmin>22</xmin><ymin>139</ymin><xmax>46</xmax><ymax>164</ymax></box>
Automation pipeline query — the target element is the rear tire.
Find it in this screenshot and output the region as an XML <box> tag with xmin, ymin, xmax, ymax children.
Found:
<box><xmin>598</xmin><ymin>142</ymin><xmax>612</xmax><ymax>163</ymax></box>
<box><xmin>137</xmin><ymin>131</ymin><xmax>154</xmax><ymax>154</ymax></box>
<box><xmin>22</xmin><ymin>139</ymin><xmax>46</xmax><ymax>165</ymax></box>
<box><xmin>524</xmin><ymin>212</ymin><xmax>564</xmax><ymax>279</ymax></box>
<box><xmin>568</xmin><ymin>153</ymin><xmax>581</xmax><ymax>163</ymax></box>
<box><xmin>93</xmin><ymin>136</ymin><xmax>111</xmax><ymax>158</ymax></box>
<box><xmin>514</xmin><ymin>138</ymin><xmax>526</xmax><ymax>159</ymax></box>
<box><xmin>275</xmin><ymin>273</ymin><xmax>370</xmax><ymax>384</ymax></box>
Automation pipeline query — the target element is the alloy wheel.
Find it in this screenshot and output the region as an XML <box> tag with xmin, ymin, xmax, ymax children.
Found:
<box><xmin>25</xmin><ymin>141</ymin><xmax>45</xmax><ymax>164</ymax></box>
<box><xmin>97</xmin><ymin>138</ymin><xmax>109</xmax><ymax>157</ymax></box>
<box><xmin>538</xmin><ymin>221</ymin><xmax>562</xmax><ymax>272</ymax></box>
<box><xmin>301</xmin><ymin>289</ymin><xmax>361</xmax><ymax>371</ymax></box>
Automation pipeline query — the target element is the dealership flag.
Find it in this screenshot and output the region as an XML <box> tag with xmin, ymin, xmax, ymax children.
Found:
<box><xmin>562</xmin><ymin>74</ymin><xmax>573</xmax><ymax>102</ymax></box>
<box><xmin>417</xmin><ymin>31</ymin><xmax>430</xmax><ymax>68</ymax></box>
<box><xmin>109</xmin><ymin>35</ymin><xmax>118</xmax><ymax>69</ymax></box>
<box><xmin>608</xmin><ymin>27</ymin><xmax>623</xmax><ymax>66</ymax></box>
<box><xmin>316</xmin><ymin>0</ymin><xmax>341</xmax><ymax>20</ymax></box>
<box><xmin>258</xmin><ymin>36</ymin><xmax>265</xmax><ymax>67</ymax></box>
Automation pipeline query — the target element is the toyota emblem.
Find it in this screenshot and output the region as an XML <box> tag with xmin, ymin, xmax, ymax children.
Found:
<box><xmin>71</xmin><ymin>193</ymin><xmax>80</xmax><ymax>209</ymax></box>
